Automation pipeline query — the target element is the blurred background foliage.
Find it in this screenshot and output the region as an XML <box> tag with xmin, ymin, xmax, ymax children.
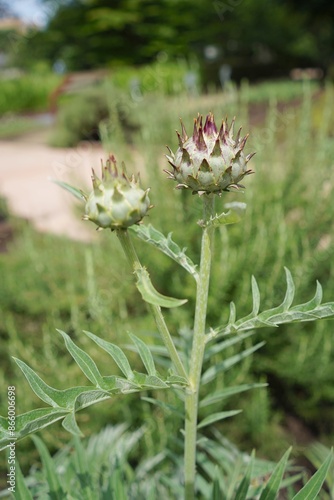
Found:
<box><xmin>1</xmin><ymin>0</ymin><xmax>334</xmax><ymax>80</ymax></box>
<box><xmin>0</xmin><ymin>0</ymin><xmax>334</xmax><ymax>495</ymax></box>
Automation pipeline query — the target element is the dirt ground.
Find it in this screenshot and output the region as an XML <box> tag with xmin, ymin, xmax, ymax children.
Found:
<box><xmin>0</xmin><ymin>128</ymin><xmax>105</xmax><ymax>241</ymax></box>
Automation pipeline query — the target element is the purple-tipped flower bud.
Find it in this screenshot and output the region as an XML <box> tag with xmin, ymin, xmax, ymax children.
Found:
<box><xmin>165</xmin><ymin>113</ymin><xmax>254</xmax><ymax>195</ymax></box>
<box><xmin>84</xmin><ymin>156</ymin><xmax>151</xmax><ymax>230</ymax></box>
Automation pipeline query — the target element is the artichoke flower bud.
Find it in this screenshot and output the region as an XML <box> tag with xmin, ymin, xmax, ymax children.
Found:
<box><xmin>165</xmin><ymin>113</ymin><xmax>255</xmax><ymax>195</ymax></box>
<box><xmin>83</xmin><ymin>155</ymin><xmax>152</xmax><ymax>230</ymax></box>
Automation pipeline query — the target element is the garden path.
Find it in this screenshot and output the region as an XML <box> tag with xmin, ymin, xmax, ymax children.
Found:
<box><xmin>0</xmin><ymin>129</ymin><xmax>105</xmax><ymax>241</ymax></box>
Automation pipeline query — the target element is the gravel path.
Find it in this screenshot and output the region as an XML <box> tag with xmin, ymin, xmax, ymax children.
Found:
<box><xmin>0</xmin><ymin>130</ymin><xmax>105</xmax><ymax>241</ymax></box>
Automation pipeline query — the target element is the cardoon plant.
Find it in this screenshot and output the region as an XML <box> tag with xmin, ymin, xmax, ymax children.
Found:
<box><xmin>1</xmin><ymin>113</ymin><xmax>334</xmax><ymax>498</ymax></box>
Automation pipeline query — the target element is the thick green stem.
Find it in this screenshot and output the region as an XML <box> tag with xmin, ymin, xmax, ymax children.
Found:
<box><xmin>117</xmin><ymin>229</ymin><xmax>188</xmax><ymax>380</ymax></box>
<box><xmin>184</xmin><ymin>195</ymin><xmax>215</xmax><ymax>499</ymax></box>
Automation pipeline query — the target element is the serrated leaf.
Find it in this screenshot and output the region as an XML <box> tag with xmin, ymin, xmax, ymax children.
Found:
<box><xmin>197</xmin><ymin>410</ymin><xmax>242</xmax><ymax>429</ymax></box>
<box><xmin>129</xmin><ymin>333</ymin><xmax>156</xmax><ymax>376</ymax></box>
<box><xmin>130</xmin><ymin>224</ymin><xmax>198</xmax><ymax>280</ymax></box>
<box><xmin>292</xmin><ymin>450</ymin><xmax>333</xmax><ymax>500</ymax></box>
<box><xmin>200</xmin><ymin>383</ymin><xmax>267</xmax><ymax>408</ymax></box>
<box><xmin>202</xmin><ymin>342</ymin><xmax>265</xmax><ymax>384</ymax></box>
<box><xmin>58</xmin><ymin>330</ymin><xmax>106</xmax><ymax>387</ymax></box>
<box><xmin>235</xmin><ymin>450</ymin><xmax>255</xmax><ymax>500</ymax></box>
<box><xmin>135</xmin><ymin>267</ymin><xmax>187</xmax><ymax>308</ymax></box>
<box><xmin>12</xmin><ymin>458</ymin><xmax>33</xmax><ymax>500</ymax></box>
<box><xmin>62</xmin><ymin>412</ymin><xmax>83</xmax><ymax>436</ymax></box>
<box><xmin>53</xmin><ymin>179</ymin><xmax>87</xmax><ymax>201</ymax></box>
<box><xmin>32</xmin><ymin>435</ymin><xmax>66</xmax><ymax>498</ymax></box>
<box><xmin>259</xmin><ymin>447</ymin><xmax>291</xmax><ymax>500</ymax></box>
<box><xmin>84</xmin><ymin>330</ymin><xmax>134</xmax><ymax>379</ymax></box>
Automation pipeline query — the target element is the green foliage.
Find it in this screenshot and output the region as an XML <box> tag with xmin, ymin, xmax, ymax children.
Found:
<box><xmin>11</xmin><ymin>0</ymin><xmax>334</xmax><ymax>74</ymax></box>
<box><xmin>0</xmin><ymin>72</ymin><xmax>60</xmax><ymax>115</ymax></box>
<box><xmin>1</xmin><ymin>80</ymin><xmax>334</xmax><ymax>495</ymax></box>
<box><xmin>0</xmin><ymin>331</ymin><xmax>187</xmax><ymax>450</ymax></box>
<box><xmin>5</xmin><ymin>425</ymin><xmax>332</xmax><ymax>499</ymax></box>
<box><xmin>50</xmin><ymin>86</ymin><xmax>109</xmax><ymax>147</ymax></box>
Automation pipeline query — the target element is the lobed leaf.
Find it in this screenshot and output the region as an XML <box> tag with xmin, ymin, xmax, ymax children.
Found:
<box><xmin>14</xmin><ymin>358</ymin><xmax>101</xmax><ymax>410</ymax></box>
<box><xmin>129</xmin><ymin>333</ymin><xmax>156</xmax><ymax>376</ymax></box>
<box><xmin>208</xmin><ymin>269</ymin><xmax>334</xmax><ymax>342</ymax></box>
<box><xmin>84</xmin><ymin>330</ymin><xmax>134</xmax><ymax>379</ymax></box>
<box><xmin>130</xmin><ymin>223</ymin><xmax>198</xmax><ymax>280</ymax></box>
<box><xmin>58</xmin><ymin>330</ymin><xmax>106</xmax><ymax>388</ymax></box>
<box><xmin>62</xmin><ymin>412</ymin><xmax>83</xmax><ymax>437</ymax></box>
<box><xmin>0</xmin><ymin>408</ymin><xmax>68</xmax><ymax>451</ymax></box>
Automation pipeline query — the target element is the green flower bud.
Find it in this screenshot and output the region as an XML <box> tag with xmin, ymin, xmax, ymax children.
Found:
<box><xmin>83</xmin><ymin>156</ymin><xmax>151</xmax><ymax>230</ymax></box>
<box><xmin>165</xmin><ymin>113</ymin><xmax>255</xmax><ymax>195</ymax></box>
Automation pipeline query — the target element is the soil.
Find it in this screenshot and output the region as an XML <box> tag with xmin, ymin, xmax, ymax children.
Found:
<box><xmin>0</xmin><ymin>127</ymin><xmax>105</xmax><ymax>242</ymax></box>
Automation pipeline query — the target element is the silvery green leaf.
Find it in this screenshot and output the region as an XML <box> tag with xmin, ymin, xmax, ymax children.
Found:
<box><xmin>202</xmin><ymin>342</ymin><xmax>265</xmax><ymax>384</ymax></box>
<box><xmin>62</xmin><ymin>412</ymin><xmax>83</xmax><ymax>437</ymax></box>
<box><xmin>130</xmin><ymin>224</ymin><xmax>198</xmax><ymax>280</ymax></box>
<box><xmin>0</xmin><ymin>408</ymin><xmax>68</xmax><ymax>451</ymax></box>
<box><xmin>207</xmin><ymin>269</ymin><xmax>334</xmax><ymax>342</ymax></box>
<box><xmin>83</xmin><ymin>330</ymin><xmax>134</xmax><ymax>379</ymax></box>
<box><xmin>129</xmin><ymin>333</ymin><xmax>156</xmax><ymax>376</ymax></box>
<box><xmin>203</xmin><ymin>202</ymin><xmax>247</xmax><ymax>228</ymax></box>
<box><xmin>199</xmin><ymin>383</ymin><xmax>267</xmax><ymax>408</ymax></box>
<box><xmin>58</xmin><ymin>330</ymin><xmax>106</xmax><ymax>388</ymax></box>
<box><xmin>197</xmin><ymin>410</ymin><xmax>242</xmax><ymax>429</ymax></box>
<box><xmin>135</xmin><ymin>267</ymin><xmax>187</xmax><ymax>308</ymax></box>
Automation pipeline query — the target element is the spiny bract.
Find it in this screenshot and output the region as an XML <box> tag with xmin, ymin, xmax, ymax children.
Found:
<box><xmin>165</xmin><ymin>113</ymin><xmax>255</xmax><ymax>195</ymax></box>
<box><xmin>83</xmin><ymin>156</ymin><xmax>151</xmax><ymax>230</ymax></box>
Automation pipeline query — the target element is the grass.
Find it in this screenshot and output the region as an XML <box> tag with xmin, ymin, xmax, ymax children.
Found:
<box><xmin>1</xmin><ymin>78</ymin><xmax>334</xmax><ymax>490</ymax></box>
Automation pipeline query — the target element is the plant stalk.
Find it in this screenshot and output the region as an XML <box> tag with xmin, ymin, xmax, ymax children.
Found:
<box><xmin>117</xmin><ymin>229</ymin><xmax>188</xmax><ymax>380</ymax></box>
<box><xmin>184</xmin><ymin>195</ymin><xmax>215</xmax><ymax>499</ymax></box>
